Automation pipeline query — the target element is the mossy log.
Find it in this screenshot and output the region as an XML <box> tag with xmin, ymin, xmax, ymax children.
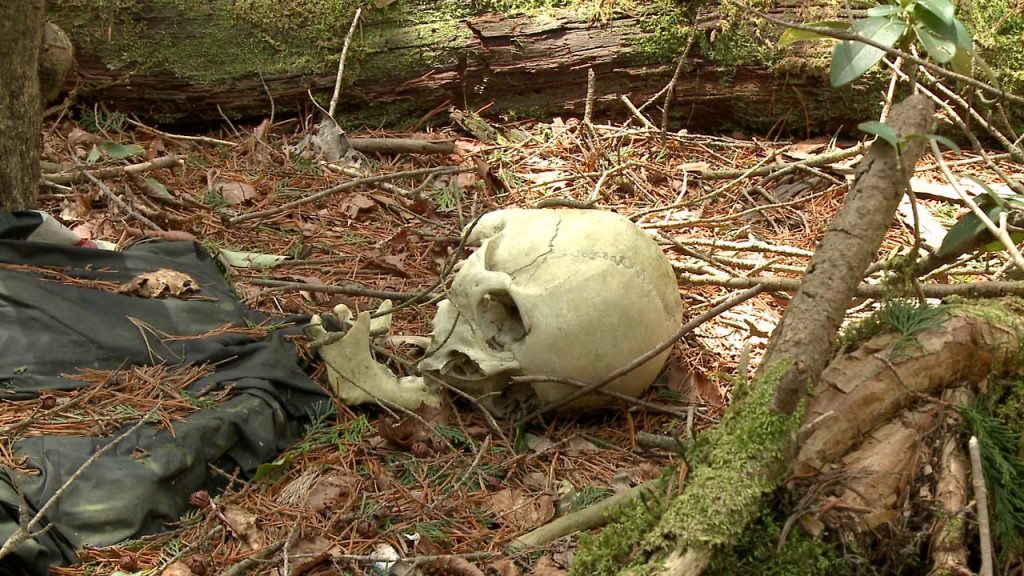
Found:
<box><xmin>48</xmin><ymin>0</ymin><xmax>887</xmax><ymax>132</ymax></box>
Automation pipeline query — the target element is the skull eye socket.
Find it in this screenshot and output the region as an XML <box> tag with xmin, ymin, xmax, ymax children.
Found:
<box><xmin>478</xmin><ymin>292</ymin><xmax>526</xmax><ymax>350</ymax></box>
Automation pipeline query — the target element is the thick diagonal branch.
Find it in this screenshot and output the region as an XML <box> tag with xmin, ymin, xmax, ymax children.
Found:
<box><xmin>766</xmin><ymin>94</ymin><xmax>935</xmax><ymax>414</ymax></box>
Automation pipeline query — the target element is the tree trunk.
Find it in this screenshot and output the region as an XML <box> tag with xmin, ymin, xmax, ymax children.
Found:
<box><xmin>0</xmin><ymin>0</ymin><xmax>44</xmax><ymax>211</ymax></box>
<box><xmin>48</xmin><ymin>1</ymin><xmax>884</xmax><ymax>133</ymax></box>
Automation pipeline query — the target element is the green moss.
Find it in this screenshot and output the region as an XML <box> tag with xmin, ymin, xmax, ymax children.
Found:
<box><xmin>50</xmin><ymin>0</ymin><xmax>356</xmax><ymax>83</ymax></box>
<box><xmin>573</xmin><ymin>361</ymin><xmax>804</xmax><ymax>575</ymax></box>
<box><xmin>644</xmin><ymin>360</ymin><xmax>802</xmax><ymax>550</ymax></box>
<box><xmin>570</xmin><ymin>478</ymin><xmax>668</xmax><ymax>576</ymax></box>
<box><xmin>964</xmin><ymin>1</ymin><xmax>1024</xmax><ymax>95</ymax></box>
<box><xmin>837</xmin><ymin>299</ymin><xmax>949</xmax><ymax>357</ymax></box>
<box><xmin>706</xmin><ymin>498</ymin><xmax>852</xmax><ymax>576</ymax></box>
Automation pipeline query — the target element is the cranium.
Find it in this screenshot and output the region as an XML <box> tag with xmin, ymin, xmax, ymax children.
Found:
<box><xmin>418</xmin><ymin>208</ymin><xmax>682</xmax><ymax>412</ymax></box>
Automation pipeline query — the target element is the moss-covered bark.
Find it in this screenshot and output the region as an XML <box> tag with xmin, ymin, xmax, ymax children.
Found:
<box><xmin>46</xmin><ymin>0</ymin><xmax>1024</xmax><ymax>131</ymax></box>
<box><xmin>40</xmin><ymin>0</ymin><xmax>863</xmax><ymax>131</ymax></box>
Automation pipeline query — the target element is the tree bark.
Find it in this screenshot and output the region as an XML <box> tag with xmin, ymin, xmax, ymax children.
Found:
<box><xmin>766</xmin><ymin>94</ymin><xmax>935</xmax><ymax>413</ymax></box>
<box><xmin>0</xmin><ymin>0</ymin><xmax>44</xmax><ymax>211</ymax></box>
<box><xmin>48</xmin><ymin>1</ymin><xmax>884</xmax><ymax>133</ymax></box>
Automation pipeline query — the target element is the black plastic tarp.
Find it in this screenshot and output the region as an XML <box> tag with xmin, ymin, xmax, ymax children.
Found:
<box><xmin>0</xmin><ymin>236</ymin><xmax>328</xmax><ymax>575</ymax></box>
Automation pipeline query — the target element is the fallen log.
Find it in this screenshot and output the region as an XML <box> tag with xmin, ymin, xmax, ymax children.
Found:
<box><xmin>48</xmin><ymin>1</ymin><xmax>883</xmax><ymax>132</ymax></box>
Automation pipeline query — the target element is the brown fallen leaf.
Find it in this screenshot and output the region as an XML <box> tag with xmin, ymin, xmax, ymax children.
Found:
<box><xmin>215</xmin><ymin>178</ymin><xmax>257</xmax><ymax>205</ymax></box>
<box><xmin>429</xmin><ymin>555</ymin><xmax>487</xmax><ymax>576</ymax></box>
<box><xmin>486</xmin><ymin>488</ymin><xmax>556</xmax><ymax>532</ymax></box>
<box><xmin>284</xmin><ymin>534</ymin><xmax>339</xmax><ymax>576</ymax></box>
<box><xmin>117</xmin><ymin>268</ymin><xmax>199</xmax><ymax>299</ymax></box>
<box><xmin>161</xmin><ymin>561</ymin><xmax>194</xmax><ymax>576</ymax></box>
<box><xmin>305</xmin><ymin>474</ymin><xmax>359</xmax><ymax>516</ymax></box>
<box><xmin>339</xmin><ymin>192</ymin><xmax>376</xmax><ymax>219</ymax></box>
<box><xmin>222</xmin><ymin>505</ymin><xmax>263</xmax><ymax>550</ymax></box>
<box><xmin>530</xmin><ymin>556</ymin><xmax>568</xmax><ymax>576</ymax></box>
<box><xmin>490</xmin><ymin>558</ymin><xmax>521</xmax><ymax>576</ymax></box>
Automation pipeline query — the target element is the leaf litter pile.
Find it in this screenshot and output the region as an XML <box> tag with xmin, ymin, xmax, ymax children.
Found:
<box><xmin>16</xmin><ymin>108</ymin><xmax>1020</xmax><ymax>575</ymax></box>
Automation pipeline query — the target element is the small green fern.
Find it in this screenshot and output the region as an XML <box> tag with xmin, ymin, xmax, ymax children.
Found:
<box><xmin>879</xmin><ymin>300</ymin><xmax>947</xmax><ymax>358</ymax></box>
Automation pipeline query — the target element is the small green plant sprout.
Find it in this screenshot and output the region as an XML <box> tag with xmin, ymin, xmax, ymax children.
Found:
<box><xmin>875</xmin><ymin>298</ymin><xmax>947</xmax><ymax>358</ymax></box>
<box><xmin>778</xmin><ymin>0</ymin><xmax>977</xmax><ymax>87</ymax></box>
<box><xmin>935</xmin><ymin>178</ymin><xmax>1024</xmax><ymax>260</ymax></box>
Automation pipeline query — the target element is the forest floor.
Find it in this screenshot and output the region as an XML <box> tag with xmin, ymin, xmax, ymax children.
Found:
<box><xmin>7</xmin><ymin>105</ymin><xmax>1016</xmax><ymax>576</ymax></box>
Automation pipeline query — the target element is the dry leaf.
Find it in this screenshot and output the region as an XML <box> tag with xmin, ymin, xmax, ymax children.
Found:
<box><xmin>339</xmin><ymin>193</ymin><xmax>376</xmax><ymax>218</ymax></box>
<box><xmin>665</xmin><ymin>358</ymin><xmax>723</xmax><ymax>406</ymax></box>
<box><xmin>429</xmin><ymin>555</ymin><xmax>487</xmax><ymax>576</ymax></box>
<box><xmin>215</xmin><ymin>179</ymin><xmax>256</xmax><ymax>205</ymax></box>
<box><xmin>486</xmin><ymin>488</ymin><xmax>556</xmax><ymax>531</ymax></box>
<box><xmin>526</xmin><ymin>433</ymin><xmax>554</xmax><ymax>454</ymax></box>
<box><xmin>305</xmin><ymin>474</ymin><xmax>358</xmax><ymax>515</ymax></box>
<box><xmin>222</xmin><ymin>505</ymin><xmax>263</xmax><ymax>550</ymax></box>
<box><xmin>784</xmin><ymin>137</ymin><xmax>830</xmax><ymax>160</ymax></box>
<box><xmin>456</xmin><ymin>171</ymin><xmax>479</xmax><ymax>190</ymax></box>
<box><xmin>284</xmin><ymin>535</ymin><xmax>338</xmax><ymax>575</ymax></box>
<box><xmin>66</xmin><ymin>127</ymin><xmax>102</xmax><ymax>147</ymax></box>
<box><xmin>564</xmin><ymin>436</ymin><xmax>599</xmax><ymax>456</ymax></box>
<box><xmin>490</xmin><ymin>558</ymin><xmax>521</xmax><ymax>576</ymax></box>
<box><xmin>530</xmin><ymin>556</ymin><xmax>568</xmax><ymax>576</ymax></box>
<box><xmin>161</xmin><ymin>562</ymin><xmax>194</xmax><ymax>576</ymax></box>
<box><xmin>117</xmin><ymin>268</ymin><xmax>199</xmax><ymax>299</ymax></box>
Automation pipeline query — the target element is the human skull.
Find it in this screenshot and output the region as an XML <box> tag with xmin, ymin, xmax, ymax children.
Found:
<box><xmin>418</xmin><ymin>209</ymin><xmax>681</xmax><ymax>412</ymax></box>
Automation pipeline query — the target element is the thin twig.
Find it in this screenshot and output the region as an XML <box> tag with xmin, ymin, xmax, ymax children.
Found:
<box><xmin>228</xmin><ymin>166</ymin><xmax>469</xmax><ymax>224</ymax></box>
<box><xmin>244</xmin><ymin>278</ymin><xmax>422</xmax><ymax>301</ymax></box>
<box><xmin>328</xmin><ymin>7</ymin><xmax>363</xmax><ymax>120</ymax></box>
<box><xmin>127</xmin><ymin>118</ymin><xmax>235</xmax><ymax>147</ymax></box>
<box><xmin>968</xmin><ymin>436</ymin><xmax>993</xmax><ymax>576</ymax></box>
<box><xmin>679</xmin><ymin>272</ymin><xmax>1024</xmax><ymax>298</ymax></box>
<box><xmin>661</xmin><ymin>31</ymin><xmax>697</xmax><ymax>134</ymax></box>
<box><xmin>44</xmin><ymin>155</ymin><xmax>184</xmax><ymax>185</ymax></box>
<box><xmin>583</xmin><ymin>67</ymin><xmax>596</xmax><ymax>126</ymax></box>
<box><xmin>76</xmin><ymin>159</ymin><xmax>164</xmax><ymax>231</ymax></box>
<box><xmin>619</xmin><ymin>95</ymin><xmax>655</xmax><ymax>129</ymax></box>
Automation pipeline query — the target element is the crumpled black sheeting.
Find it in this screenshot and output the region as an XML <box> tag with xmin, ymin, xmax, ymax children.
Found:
<box><xmin>0</xmin><ymin>240</ymin><xmax>328</xmax><ymax>575</ymax></box>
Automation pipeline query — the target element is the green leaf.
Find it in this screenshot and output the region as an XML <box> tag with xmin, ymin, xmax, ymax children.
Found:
<box><xmin>858</xmin><ymin>120</ymin><xmax>900</xmax><ymax>149</ymax></box>
<box><xmin>914</xmin><ymin>0</ymin><xmax>955</xmax><ymax>25</ymax></box>
<box><xmin>253</xmin><ymin>455</ymin><xmax>291</xmax><ymax>482</ymax></box>
<box><xmin>950</xmin><ymin>44</ymin><xmax>974</xmax><ymax>75</ymax></box>
<box><xmin>948</xmin><ymin>19</ymin><xmax>975</xmax><ymax>76</ymax></box>
<box><xmin>86</xmin><ymin>145</ymin><xmax>101</xmax><ymax>163</ymax></box>
<box><xmin>867</xmin><ymin>4</ymin><xmax>901</xmax><ymax>17</ymax></box>
<box><xmin>951</xmin><ymin>18</ymin><xmax>973</xmax><ymax>50</ymax></box>
<box><xmin>936</xmin><ymin>205</ymin><xmax>1002</xmax><ymax>259</ymax></box>
<box><xmin>830</xmin><ymin>16</ymin><xmax>908</xmax><ymax>86</ymax></box>
<box><xmin>927</xmin><ymin>134</ymin><xmax>961</xmax><ymax>154</ymax></box>
<box><xmin>778</xmin><ymin>20</ymin><xmax>849</xmax><ymax>46</ymax></box>
<box><xmin>100</xmin><ymin>141</ymin><xmax>145</xmax><ymax>160</ymax></box>
<box><xmin>934</xmin><ymin>181</ymin><xmax>1024</xmax><ymax>259</ymax></box>
<box><xmin>912</xmin><ymin>5</ymin><xmax>959</xmax><ymax>62</ymax></box>
<box><xmin>145</xmin><ymin>177</ymin><xmax>169</xmax><ymax>196</ymax></box>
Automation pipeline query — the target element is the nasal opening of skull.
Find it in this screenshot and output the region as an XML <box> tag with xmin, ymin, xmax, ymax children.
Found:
<box><xmin>478</xmin><ymin>291</ymin><xmax>527</xmax><ymax>350</ymax></box>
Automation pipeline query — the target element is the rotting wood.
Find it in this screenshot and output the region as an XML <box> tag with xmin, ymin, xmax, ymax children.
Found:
<box><xmin>796</xmin><ymin>311</ymin><xmax>1024</xmax><ymax>474</ymax></box>
<box><xmin>49</xmin><ymin>2</ymin><xmax>881</xmax><ymax>133</ymax></box>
